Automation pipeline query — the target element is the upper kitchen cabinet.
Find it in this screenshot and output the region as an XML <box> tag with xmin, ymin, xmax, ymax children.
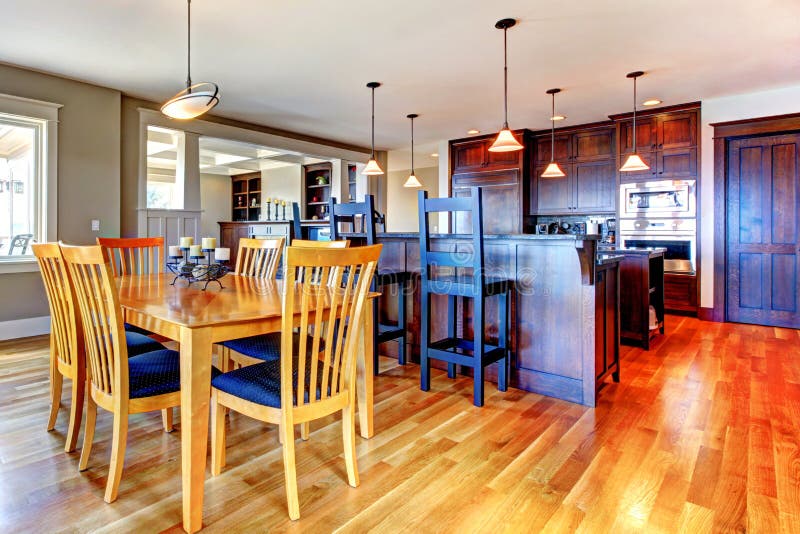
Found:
<box><xmin>530</xmin><ymin>123</ymin><xmax>616</xmax><ymax>215</ymax></box>
<box><xmin>613</xmin><ymin>103</ymin><xmax>700</xmax><ymax>182</ymax></box>
<box><xmin>449</xmin><ymin>130</ymin><xmax>531</xmax><ymax>234</ymax></box>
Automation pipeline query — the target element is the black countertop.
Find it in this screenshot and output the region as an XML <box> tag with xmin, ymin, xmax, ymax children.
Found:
<box><xmin>597</xmin><ymin>253</ymin><xmax>625</xmax><ymax>265</ymax></box>
<box><xmin>599</xmin><ymin>246</ymin><xmax>667</xmax><ymax>258</ymax></box>
<box><xmin>373</xmin><ymin>232</ymin><xmax>602</xmax><ymax>241</ymax></box>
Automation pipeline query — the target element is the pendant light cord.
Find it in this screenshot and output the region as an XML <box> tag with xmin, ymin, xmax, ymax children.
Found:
<box><xmin>371</xmin><ymin>86</ymin><xmax>376</xmax><ymax>158</ymax></box>
<box><xmin>632</xmin><ymin>75</ymin><xmax>637</xmax><ymax>152</ymax></box>
<box><xmin>410</xmin><ymin>116</ymin><xmax>415</xmax><ymax>173</ymax></box>
<box><xmin>502</xmin><ymin>27</ymin><xmax>509</xmax><ymax>128</ymax></box>
<box><xmin>186</xmin><ymin>0</ymin><xmax>192</xmax><ymax>88</ymax></box>
<box><xmin>550</xmin><ymin>92</ymin><xmax>556</xmax><ymax>162</ymax></box>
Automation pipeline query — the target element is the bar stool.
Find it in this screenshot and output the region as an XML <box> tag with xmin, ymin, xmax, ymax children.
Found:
<box><xmin>329</xmin><ymin>194</ymin><xmax>411</xmax><ymax>373</ymax></box>
<box><xmin>291</xmin><ymin>202</ymin><xmax>304</xmax><ymax>241</ymax></box>
<box><xmin>417</xmin><ymin>187</ymin><xmax>510</xmax><ymax>407</ymax></box>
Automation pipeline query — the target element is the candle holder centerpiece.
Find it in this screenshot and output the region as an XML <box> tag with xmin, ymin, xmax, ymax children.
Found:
<box><xmin>167</xmin><ymin>238</ymin><xmax>231</xmax><ymax>290</ymax></box>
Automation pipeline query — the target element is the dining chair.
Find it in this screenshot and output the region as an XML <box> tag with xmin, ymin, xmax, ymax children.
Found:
<box><xmin>96</xmin><ymin>235</ymin><xmax>177</xmax><ymax>430</ymax></box>
<box><xmin>60</xmin><ymin>244</ymin><xmax>208</xmax><ymax>503</ymax></box>
<box><xmin>33</xmin><ymin>243</ymin><xmax>167</xmax><ymax>452</ymax></box>
<box><xmin>209</xmin><ymin>243</ymin><xmax>382</xmax><ymax>520</ymax></box>
<box><xmin>234</xmin><ymin>237</ymin><xmax>285</xmax><ymax>278</ymax></box>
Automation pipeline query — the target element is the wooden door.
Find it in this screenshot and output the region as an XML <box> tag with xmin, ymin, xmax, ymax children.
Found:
<box><xmin>574</xmin><ymin>160</ymin><xmax>616</xmax><ymax>213</ymax></box>
<box><xmin>657</xmin><ymin>147</ymin><xmax>698</xmax><ymax>178</ymax></box>
<box><xmin>727</xmin><ymin>133</ymin><xmax>800</xmax><ymax>327</ymax></box>
<box><xmin>451</xmin><ymin>139</ymin><xmax>487</xmax><ymax>173</ymax></box>
<box><xmin>534</xmin><ymin>164</ymin><xmax>572</xmax><ymax>214</ymax></box>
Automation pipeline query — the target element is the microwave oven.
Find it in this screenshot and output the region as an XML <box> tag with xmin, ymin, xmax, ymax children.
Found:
<box><xmin>620</xmin><ymin>180</ymin><xmax>696</xmax><ymax>219</ymax></box>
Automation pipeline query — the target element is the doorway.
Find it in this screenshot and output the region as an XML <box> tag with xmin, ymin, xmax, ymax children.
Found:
<box><xmin>714</xmin><ymin>114</ymin><xmax>800</xmax><ymax>327</ymax></box>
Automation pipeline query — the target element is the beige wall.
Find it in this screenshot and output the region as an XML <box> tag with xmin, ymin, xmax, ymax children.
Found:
<box><xmin>385</xmin><ymin>166</ymin><xmax>439</xmax><ymax>232</ymax></box>
<box><xmin>261</xmin><ymin>164</ymin><xmax>302</xmax><ymax>208</ymax></box>
<box><xmin>200</xmin><ymin>173</ymin><xmax>232</xmax><ymax>240</ymax></box>
<box><xmin>0</xmin><ymin>63</ymin><xmax>121</xmax><ymax>322</ymax></box>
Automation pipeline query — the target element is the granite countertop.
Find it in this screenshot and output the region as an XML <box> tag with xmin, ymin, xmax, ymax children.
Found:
<box><xmin>597</xmin><ymin>253</ymin><xmax>625</xmax><ymax>265</ymax></box>
<box><xmin>376</xmin><ymin>232</ymin><xmax>602</xmax><ymax>241</ymax></box>
<box><xmin>599</xmin><ymin>246</ymin><xmax>667</xmax><ymax>258</ymax></box>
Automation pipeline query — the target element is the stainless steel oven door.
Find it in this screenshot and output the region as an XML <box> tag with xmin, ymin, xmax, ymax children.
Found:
<box><xmin>619</xmin><ymin>233</ymin><xmax>696</xmax><ymax>274</ymax></box>
<box><xmin>620</xmin><ymin>180</ymin><xmax>696</xmax><ymax>219</ymax></box>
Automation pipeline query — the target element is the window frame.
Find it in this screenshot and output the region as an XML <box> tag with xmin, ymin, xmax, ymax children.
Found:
<box><xmin>0</xmin><ymin>93</ymin><xmax>61</xmax><ymax>274</ymax></box>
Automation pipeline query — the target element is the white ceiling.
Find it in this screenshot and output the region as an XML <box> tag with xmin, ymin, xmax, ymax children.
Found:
<box><xmin>2</xmin><ymin>0</ymin><xmax>799</xmax><ymax>150</ymax></box>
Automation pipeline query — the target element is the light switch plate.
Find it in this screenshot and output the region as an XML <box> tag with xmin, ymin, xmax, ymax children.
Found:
<box><xmin>91</xmin><ymin>219</ymin><xmax>100</xmax><ymax>232</ymax></box>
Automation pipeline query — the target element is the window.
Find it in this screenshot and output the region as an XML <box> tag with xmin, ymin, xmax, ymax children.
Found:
<box><xmin>0</xmin><ymin>94</ymin><xmax>59</xmax><ymax>272</ymax></box>
<box><xmin>146</xmin><ymin>126</ymin><xmax>184</xmax><ymax>209</ymax></box>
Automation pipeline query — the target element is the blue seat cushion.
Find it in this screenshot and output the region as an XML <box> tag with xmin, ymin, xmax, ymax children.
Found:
<box><xmin>125</xmin><ymin>331</ymin><xmax>165</xmax><ymax>356</ymax></box>
<box><xmin>128</xmin><ymin>349</ymin><xmax>221</xmax><ymax>399</ymax></box>
<box><xmin>124</xmin><ymin>323</ymin><xmax>153</xmax><ymax>336</ymax></box>
<box><xmin>212</xmin><ymin>355</ymin><xmax>333</xmax><ymax>408</ymax></box>
<box><xmin>220</xmin><ymin>332</ymin><xmax>325</xmax><ymax>362</ymax></box>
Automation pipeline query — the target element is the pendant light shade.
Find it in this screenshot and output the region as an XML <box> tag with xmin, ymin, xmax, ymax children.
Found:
<box><xmin>488</xmin><ymin>18</ymin><xmax>524</xmax><ymax>153</ymax></box>
<box><xmin>620</xmin><ymin>71</ymin><xmax>650</xmax><ymax>172</ymax></box>
<box><xmin>541</xmin><ymin>88</ymin><xmax>566</xmax><ymax>178</ymax></box>
<box><xmin>363</xmin><ymin>82</ymin><xmax>385</xmax><ymax>176</ymax></box>
<box><xmin>161</xmin><ymin>0</ymin><xmax>220</xmax><ymax>120</ymax></box>
<box><xmin>404</xmin><ymin>113</ymin><xmax>422</xmax><ymax>188</ymax></box>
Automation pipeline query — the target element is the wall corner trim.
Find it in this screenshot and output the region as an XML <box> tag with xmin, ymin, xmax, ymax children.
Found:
<box><xmin>0</xmin><ymin>316</ymin><xmax>50</xmax><ymax>341</ymax></box>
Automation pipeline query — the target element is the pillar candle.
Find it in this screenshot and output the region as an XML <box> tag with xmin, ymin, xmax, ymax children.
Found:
<box><xmin>201</xmin><ymin>237</ymin><xmax>217</xmax><ymax>249</ymax></box>
<box><xmin>168</xmin><ymin>245</ymin><xmax>183</xmax><ymax>257</ymax></box>
<box><xmin>189</xmin><ymin>245</ymin><xmax>202</xmax><ymax>257</ymax></box>
<box><xmin>214</xmin><ymin>247</ymin><xmax>230</xmax><ymax>261</ymax></box>
<box><xmin>179</xmin><ymin>236</ymin><xmax>193</xmax><ymax>248</ymax></box>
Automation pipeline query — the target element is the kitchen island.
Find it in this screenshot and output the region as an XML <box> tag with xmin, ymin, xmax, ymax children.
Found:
<box><xmin>369</xmin><ymin>232</ymin><xmax>620</xmax><ymax>407</ymax></box>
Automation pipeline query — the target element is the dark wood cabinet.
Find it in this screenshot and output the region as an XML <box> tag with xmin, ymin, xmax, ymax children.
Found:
<box><xmin>619</xmin><ymin>251</ymin><xmax>665</xmax><ymax>350</ymax></box>
<box><xmin>302</xmin><ymin>162</ymin><xmax>332</xmax><ymax>220</ymax></box>
<box><xmin>231</xmin><ymin>172</ymin><xmax>262</xmax><ymax>222</ymax></box>
<box><xmin>218</xmin><ymin>222</ymin><xmax>251</xmax><ymax>267</ymax></box>
<box><xmin>595</xmin><ymin>261</ymin><xmax>620</xmax><ymax>387</ymax></box>
<box><xmin>615</xmin><ymin>106</ymin><xmax>700</xmax><ymax>182</ymax></box>
<box><xmin>452</xmin><ymin>169</ymin><xmax>523</xmax><ymax>234</ymax></box>
<box><xmin>530</xmin><ymin>125</ymin><xmax>616</xmax><ymax>215</ymax></box>
<box><xmin>664</xmin><ymin>273</ymin><xmax>698</xmax><ymax>313</ymax></box>
<box><xmin>451</xmin><ymin>132</ymin><xmax>525</xmax><ymax>174</ymax></box>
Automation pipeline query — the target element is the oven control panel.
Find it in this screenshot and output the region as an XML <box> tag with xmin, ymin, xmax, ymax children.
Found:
<box><xmin>620</xmin><ymin>218</ymin><xmax>696</xmax><ymax>234</ymax></box>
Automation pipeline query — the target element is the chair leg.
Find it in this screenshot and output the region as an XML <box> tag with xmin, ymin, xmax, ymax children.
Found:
<box><xmin>498</xmin><ymin>291</ymin><xmax>509</xmax><ymax>393</ymax></box>
<box><xmin>281</xmin><ymin>417</ymin><xmax>300</xmax><ymax>520</ymax></box>
<box><xmin>473</xmin><ymin>364</ymin><xmax>485</xmax><ymax>408</ymax></box>
<box><xmin>447</xmin><ymin>295</ymin><xmax>457</xmax><ymax>379</ymax></box>
<box><xmin>278</xmin><ymin>422</ymin><xmax>284</xmax><ymax>444</ymax></box>
<box><xmin>300</xmin><ymin>422</ymin><xmax>310</xmax><ymax>441</ymax></box>
<box><xmin>47</xmin><ymin>368</ymin><xmax>63</xmax><ymax>432</ymax></box>
<box><xmin>420</xmin><ymin>292</ymin><xmax>431</xmax><ymax>392</ymax></box>
<box><xmin>397</xmin><ymin>280</ymin><xmax>407</xmax><ymax>365</ymax></box>
<box><xmin>220</xmin><ymin>347</ymin><xmax>231</xmax><ymax>373</ymax></box>
<box><xmin>210</xmin><ymin>391</ymin><xmax>226</xmax><ymax>476</ymax></box>
<box><xmin>161</xmin><ymin>408</ymin><xmax>174</xmax><ymax>432</ymax></box>
<box><xmin>473</xmin><ymin>295</ymin><xmax>485</xmax><ymax>408</ymax></box>
<box><xmin>65</xmin><ymin>373</ymin><xmax>85</xmax><ymax>453</ymax></box>
<box><xmin>372</xmin><ymin>286</ymin><xmax>380</xmax><ymax>376</ymax></box>
<box><xmin>104</xmin><ymin>407</ymin><xmax>129</xmax><ymax>503</ymax></box>
<box><xmin>79</xmin><ymin>395</ymin><xmax>97</xmax><ymax>471</ymax></box>
<box><xmin>342</xmin><ymin>404</ymin><xmax>359</xmax><ymax>487</ymax></box>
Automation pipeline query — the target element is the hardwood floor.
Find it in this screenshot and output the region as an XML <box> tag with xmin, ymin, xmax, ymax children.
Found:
<box><xmin>1</xmin><ymin>316</ymin><xmax>799</xmax><ymax>532</ymax></box>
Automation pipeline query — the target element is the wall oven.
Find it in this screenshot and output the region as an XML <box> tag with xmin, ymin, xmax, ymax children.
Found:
<box><xmin>620</xmin><ymin>180</ymin><xmax>696</xmax><ymax>219</ymax></box>
<box><xmin>619</xmin><ymin>218</ymin><xmax>696</xmax><ymax>274</ymax></box>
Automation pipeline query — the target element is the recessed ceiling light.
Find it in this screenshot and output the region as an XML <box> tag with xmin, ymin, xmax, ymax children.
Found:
<box><xmin>467</xmin><ymin>129</ymin><xmax>480</xmax><ymax>135</ymax></box>
<box><xmin>550</xmin><ymin>115</ymin><xmax>566</xmax><ymax>121</ymax></box>
<box><xmin>430</xmin><ymin>153</ymin><xmax>439</xmax><ymax>158</ymax></box>
<box><xmin>642</xmin><ymin>99</ymin><xmax>662</xmax><ymax>106</ymax></box>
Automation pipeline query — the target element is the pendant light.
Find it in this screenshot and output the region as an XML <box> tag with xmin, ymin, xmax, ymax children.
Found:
<box><xmin>362</xmin><ymin>82</ymin><xmax>385</xmax><ymax>175</ymax></box>
<box><xmin>619</xmin><ymin>71</ymin><xmax>650</xmax><ymax>172</ymax></box>
<box><xmin>488</xmin><ymin>18</ymin><xmax>524</xmax><ymax>153</ymax></box>
<box><xmin>403</xmin><ymin>114</ymin><xmax>422</xmax><ymax>188</ymax></box>
<box><xmin>541</xmin><ymin>88</ymin><xmax>566</xmax><ymax>178</ymax></box>
<box><xmin>161</xmin><ymin>0</ymin><xmax>220</xmax><ymax>120</ymax></box>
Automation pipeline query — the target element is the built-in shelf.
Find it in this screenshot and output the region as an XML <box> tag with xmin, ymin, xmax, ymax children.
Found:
<box><xmin>303</xmin><ymin>162</ymin><xmax>333</xmax><ymax>220</ymax></box>
<box><xmin>307</xmin><ymin>201</ymin><xmax>327</xmax><ymax>206</ymax></box>
<box><xmin>307</xmin><ymin>183</ymin><xmax>331</xmax><ymax>189</ymax></box>
<box><xmin>231</xmin><ymin>172</ymin><xmax>262</xmax><ymax>222</ymax></box>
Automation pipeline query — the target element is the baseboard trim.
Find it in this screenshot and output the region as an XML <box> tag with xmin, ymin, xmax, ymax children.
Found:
<box><xmin>698</xmin><ymin>307</ymin><xmax>722</xmax><ymax>322</ymax></box>
<box><xmin>0</xmin><ymin>316</ymin><xmax>50</xmax><ymax>341</ymax></box>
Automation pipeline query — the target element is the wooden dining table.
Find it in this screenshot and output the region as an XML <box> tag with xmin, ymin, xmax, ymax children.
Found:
<box><xmin>117</xmin><ymin>273</ymin><xmax>376</xmax><ymax>533</ymax></box>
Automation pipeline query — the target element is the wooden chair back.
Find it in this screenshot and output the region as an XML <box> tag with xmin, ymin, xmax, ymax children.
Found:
<box><xmin>96</xmin><ymin>236</ymin><xmax>165</xmax><ymax>276</ymax></box>
<box><xmin>32</xmin><ymin>243</ymin><xmax>83</xmax><ymax>371</ymax></box>
<box><xmin>281</xmin><ymin>244</ymin><xmax>381</xmax><ymax>413</ymax></box>
<box><xmin>288</xmin><ymin>239</ymin><xmax>349</xmax><ymax>285</ymax></box>
<box><xmin>235</xmin><ymin>237</ymin><xmax>285</xmax><ymax>279</ymax></box>
<box><xmin>60</xmin><ymin>244</ymin><xmax>129</xmax><ymax>402</ymax></box>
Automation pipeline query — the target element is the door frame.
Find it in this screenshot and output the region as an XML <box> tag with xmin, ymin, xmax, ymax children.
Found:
<box><xmin>711</xmin><ymin>113</ymin><xmax>800</xmax><ymax>322</ymax></box>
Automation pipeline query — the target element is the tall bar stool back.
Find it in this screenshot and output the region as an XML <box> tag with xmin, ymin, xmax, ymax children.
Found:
<box><xmin>329</xmin><ymin>195</ymin><xmax>411</xmax><ymax>373</ymax></box>
<box><xmin>417</xmin><ymin>186</ymin><xmax>510</xmax><ymax>407</ymax></box>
